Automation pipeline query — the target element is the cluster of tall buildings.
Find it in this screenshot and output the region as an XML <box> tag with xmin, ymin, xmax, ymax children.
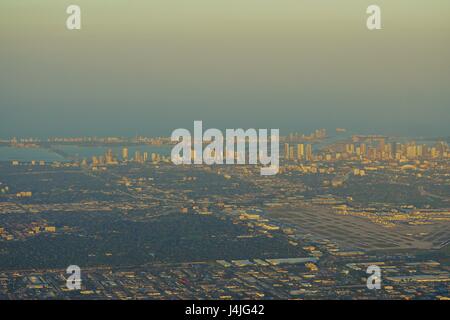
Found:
<box><xmin>322</xmin><ymin>137</ymin><xmax>450</xmax><ymax>162</ymax></box>
<box><xmin>89</xmin><ymin>148</ymin><xmax>164</xmax><ymax>167</ymax></box>
<box><xmin>45</xmin><ymin>136</ymin><xmax>169</xmax><ymax>145</ymax></box>
<box><xmin>120</xmin><ymin>148</ymin><xmax>150</xmax><ymax>163</ymax></box>
<box><xmin>283</xmin><ymin>138</ymin><xmax>449</xmax><ymax>163</ymax></box>
<box><xmin>341</xmin><ymin>139</ymin><xmax>449</xmax><ymax>161</ymax></box>
<box><xmin>284</xmin><ymin>143</ymin><xmax>313</xmax><ymax>161</ymax></box>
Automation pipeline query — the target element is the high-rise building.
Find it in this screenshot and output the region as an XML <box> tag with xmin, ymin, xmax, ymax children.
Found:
<box><xmin>305</xmin><ymin>144</ymin><xmax>313</xmax><ymax>161</ymax></box>
<box><xmin>417</xmin><ymin>145</ymin><xmax>424</xmax><ymax>158</ymax></box>
<box><xmin>289</xmin><ymin>146</ymin><xmax>295</xmax><ymax>161</ymax></box>
<box><xmin>134</xmin><ymin>151</ymin><xmax>141</xmax><ymax>163</ymax></box>
<box><xmin>430</xmin><ymin>147</ymin><xmax>438</xmax><ymax>158</ymax></box>
<box><xmin>385</xmin><ymin>143</ymin><xmax>393</xmax><ymax>159</ymax></box>
<box><xmin>345</xmin><ymin>144</ymin><xmax>355</xmax><ymax>154</ymax></box>
<box><xmin>368</xmin><ymin>147</ymin><xmax>377</xmax><ymax>160</ymax></box>
<box><xmin>122</xmin><ymin>148</ymin><xmax>129</xmax><ymax>161</ymax></box>
<box><xmin>105</xmin><ymin>149</ymin><xmax>114</xmax><ymax>164</ymax></box>
<box><xmin>360</xmin><ymin>143</ymin><xmax>367</xmax><ymax>157</ymax></box>
<box><xmin>284</xmin><ymin>143</ymin><xmax>290</xmax><ymax>160</ymax></box>
<box><xmin>297</xmin><ymin>144</ymin><xmax>305</xmax><ymax>160</ymax></box>
<box><xmin>378</xmin><ymin>138</ymin><xmax>385</xmax><ymax>154</ymax></box>
<box><xmin>406</xmin><ymin>145</ymin><xmax>417</xmax><ymax>159</ymax></box>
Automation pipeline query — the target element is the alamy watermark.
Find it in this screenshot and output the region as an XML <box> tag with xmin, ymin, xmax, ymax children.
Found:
<box><xmin>171</xmin><ymin>121</ymin><xmax>279</xmax><ymax>176</ymax></box>
<box><xmin>65</xmin><ymin>4</ymin><xmax>382</xmax><ymax>31</ymax></box>
<box><xmin>366</xmin><ymin>265</ymin><xmax>382</xmax><ymax>290</ymax></box>
<box><xmin>66</xmin><ymin>265</ymin><xmax>81</xmax><ymax>290</ymax></box>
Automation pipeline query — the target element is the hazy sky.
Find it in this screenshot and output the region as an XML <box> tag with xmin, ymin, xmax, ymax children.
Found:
<box><xmin>1</xmin><ymin>0</ymin><xmax>449</xmax><ymax>137</ymax></box>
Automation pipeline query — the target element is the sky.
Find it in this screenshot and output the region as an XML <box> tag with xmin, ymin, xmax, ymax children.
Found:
<box><xmin>1</xmin><ymin>0</ymin><xmax>449</xmax><ymax>138</ymax></box>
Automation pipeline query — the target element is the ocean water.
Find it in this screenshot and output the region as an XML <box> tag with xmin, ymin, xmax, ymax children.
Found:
<box><xmin>0</xmin><ymin>147</ymin><xmax>63</xmax><ymax>162</ymax></box>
